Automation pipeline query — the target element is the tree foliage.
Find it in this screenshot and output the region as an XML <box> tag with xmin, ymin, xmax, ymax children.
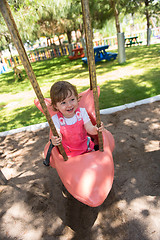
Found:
<box><xmin>89</xmin><ymin>0</ymin><xmax>114</xmax><ymax>29</ymax></box>
<box><xmin>0</xmin><ymin>0</ymin><xmax>160</xmax><ymax>52</ymax></box>
<box><xmin>33</xmin><ymin>0</ymin><xmax>83</xmax><ymax>43</ymax></box>
<box><xmin>0</xmin><ymin>12</ymin><xmax>13</xmax><ymax>55</ymax></box>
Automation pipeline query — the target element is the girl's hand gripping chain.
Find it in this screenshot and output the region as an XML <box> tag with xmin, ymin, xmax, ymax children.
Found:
<box><xmin>97</xmin><ymin>122</ymin><xmax>104</xmax><ymax>133</ymax></box>
<box><xmin>51</xmin><ymin>132</ymin><xmax>62</xmax><ymax>146</ymax></box>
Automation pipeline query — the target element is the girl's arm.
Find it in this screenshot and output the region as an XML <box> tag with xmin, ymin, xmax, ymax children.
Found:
<box><xmin>84</xmin><ymin>121</ymin><xmax>104</xmax><ymax>135</ymax></box>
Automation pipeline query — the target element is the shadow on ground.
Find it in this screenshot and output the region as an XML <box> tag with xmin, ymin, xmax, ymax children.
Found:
<box><xmin>0</xmin><ymin>101</ymin><xmax>160</xmax><ymax>240</ymax></box>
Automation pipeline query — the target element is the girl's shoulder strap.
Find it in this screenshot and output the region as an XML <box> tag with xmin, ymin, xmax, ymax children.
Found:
<box><xmin>57</xmin><ymin>108</ymin><xmax>82</xmax><ymax>125</ymax></box>
<box><xmin>75</xmin><ymin>107</ymin><xmax>83</xmax><ymax>121</ymax></box>
<box><xmin>75</xmin><ymin>107</ymin><xmax>80</xmax><ymax>113</ymax></box>
<box><xmin>57</xmin><ymin>111</ymin><xmax>63</xmax><ymax>118</ymax></box>
<box><xmin>57</xmin><ymin>111</ymin><xmax>66</xmax><ymax>126</ymax></box>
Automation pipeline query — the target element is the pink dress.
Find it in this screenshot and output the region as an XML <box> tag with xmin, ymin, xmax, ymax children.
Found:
<box><xmin>57</xmin><ymin>108</ymin><xmax>94</xmax><ymax>157</ymax></box>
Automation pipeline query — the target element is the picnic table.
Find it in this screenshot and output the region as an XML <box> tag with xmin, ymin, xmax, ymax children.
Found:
<box><xmin>125</xmin><ymin>36</ymin><xmax>142</xmax><ymax>47</ymax></box>
<box><xmin>69</xmin><ymin>47</ymin><xmax>85</xmax><ymax>60</ymax></box>
<box><xmin>82</xmin><ymin>45</ymin><xmax>117</xmax><ymax>64</ymax></box>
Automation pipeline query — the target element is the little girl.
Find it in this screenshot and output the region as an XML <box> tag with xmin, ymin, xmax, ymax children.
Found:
<box><xmin>50</xmin><ymin>81</ymin><xmax>104</xmax><ymax>157</ymax></box>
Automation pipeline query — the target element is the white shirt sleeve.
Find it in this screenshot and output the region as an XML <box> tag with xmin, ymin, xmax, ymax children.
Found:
<box><xmin>52</xmin><ymin>114</ymin><xmax>60</xmax><ymax>130</ymax></box>
<box><xmin>80</xmin><ymin>108</ymin><xmax>90</xmax><ymax>124</ymax></box>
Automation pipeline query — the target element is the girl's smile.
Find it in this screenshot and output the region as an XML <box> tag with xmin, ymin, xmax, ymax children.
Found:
<box><xmin>55</xmin><ymin>91</ymin><xmax>78</xmax><ymax>118</ymax></box>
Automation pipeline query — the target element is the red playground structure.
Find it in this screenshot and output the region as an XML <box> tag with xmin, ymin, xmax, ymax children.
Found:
<box><xmin>69</xmin><ymin>47</ymin><xmax>85</xmax><ymax>60</ymax></box>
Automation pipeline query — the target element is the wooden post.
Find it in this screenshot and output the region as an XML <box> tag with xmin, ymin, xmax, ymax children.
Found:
<box><xmin>81</xmin><ymin>0</ymin><xmax>103</xmax><ymax>151</ymax></box>
<box><xmin>0</xmin><ymin>0</ymin><xmax>68</xmax><ymax>161</ymax></box>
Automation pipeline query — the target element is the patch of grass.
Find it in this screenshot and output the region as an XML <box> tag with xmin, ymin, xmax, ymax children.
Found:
<box><xmin>97</xmin><ymin>66</ymin><xmax>160</xmax><ymax>109</ymax></box>
<box><xmin>0</xmin><ymin>44</ymin><xmax>160</xmax><ymax>132</ymax></box>
<box><xmin>0</xmin><ymin>105</ymin><xmax>46</xmax><ymax>132</ymax></box>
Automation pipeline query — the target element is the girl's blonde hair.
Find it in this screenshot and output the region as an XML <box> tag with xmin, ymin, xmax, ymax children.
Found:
<box><xmin>50</xmin><ymin>81</ymin><xmax>78</xmax><ymax>110</ymax></box>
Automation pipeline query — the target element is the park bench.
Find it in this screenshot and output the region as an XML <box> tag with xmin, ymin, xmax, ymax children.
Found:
<box><xmin>69</xmin><ymin>47</ymin><xmax>85</xmax><ymax>60</ymax></box>
<box><xmin>82</xmin><ymin>45</ymin><xmax>117</xmax><ymax>64</ymax></box>
<box><xmin>125</xmin><ymin>36</ymin><xmax>143</xmax><ymax>47</ymax></box>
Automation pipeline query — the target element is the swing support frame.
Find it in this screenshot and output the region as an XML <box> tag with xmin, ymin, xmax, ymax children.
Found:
<box><xmin>0</xmin><ymin>0</ymin><xmax>103</xmax><ymax>160</ymax></box>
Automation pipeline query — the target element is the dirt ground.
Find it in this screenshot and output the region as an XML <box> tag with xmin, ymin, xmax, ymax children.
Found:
<box><xmin>0</xmin><ymin>101</ymin><xmax>160</xmax><ymax>240</ymax></box>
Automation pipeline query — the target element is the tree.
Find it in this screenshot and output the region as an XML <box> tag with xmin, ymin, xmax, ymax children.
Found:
<box><xmin>109</xmin><ymin>0</ymin><xmax>121</xmax><ymax>33</ymax></box>
<box><xmin>62</xmin><ymin>0</ymin><xmax>83</xmax><ymax>43</ymax></box>
<box><xmin>121</xmin><ymin>0</ymin><xmax>160</xmax><ymax>45</ymax></box>
<box><xmin>89</xmin><ymin>0</ymin><xmax>114</xmax><ymax>29</ymax></box>
<box><xmin>14</xmin><ymin>4</ymin><xmax>40</xmax><ymax>43</ymax></box>
<box><xmin>0</xmin><ymin>0</ymin><xmax>40</xmax><ymax>58</ymax></box>
<box><xmin>33</xmin><ymin>0</ymin><xmax>83</xmax><ymax>45</ymax></box>
<box><xmin>141</xmin><ymin>0</ymin><xmax>160</xmax><ymax>45</ymax></box>
<box><xmin>0</xmin><ymin>13</ymin><xmax>14</xmax><ymax>60</ymax></box>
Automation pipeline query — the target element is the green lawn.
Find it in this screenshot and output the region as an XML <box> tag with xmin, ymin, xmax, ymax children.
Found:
<box><xmin>0</xmin><ymin>43</ymin><xmax>160</xmax><ymax>132</ymax></box>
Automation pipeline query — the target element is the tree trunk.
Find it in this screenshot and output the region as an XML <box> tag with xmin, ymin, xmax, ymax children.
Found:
<box><xmin>110</xmin><ymin>0</ymin><xmax>125</xmax><ymax>64</ymax></box>
<box><xmin>130</xmin><ymin>13</ymin><xmax>135</xmax><ymax>34</ymax></box>
<box><xmin>79</xmin><ymin>23</ymin><xmax>83</xmax><ymax>37</ymax></box>
<box><xmin>58</xmin><ymin>36</ymin><xmax>64</xmax><ymax>54</ymax></box>
<box><xmin>67</xmin><ymin>30</ymin><xmax>72</xmax><ymax>44</ymax></box>
<box><xmin>4</xmin><ymin>36</ymin><xmax>14</xmax><ymax>66</ymax></box>
<box><xmin>110</xmin><ymin>0</ymin><xmax>121</xmax><ymax>33</ymax></box>
<box><xmin>145</xmin><ymin>0</ymin><xmax>151</xmax><ymax>46</ymax></box>
<box><xmin>145</xmin><ymin>0</ymin><xmax>150</xmax><ymax>29</ymax></box>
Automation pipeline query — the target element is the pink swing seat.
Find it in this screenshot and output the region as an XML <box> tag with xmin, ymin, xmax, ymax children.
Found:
<box><xmin>34</xmin><ymin>87</ymin><xmax>115</xmax><ymax>207</ymax></box>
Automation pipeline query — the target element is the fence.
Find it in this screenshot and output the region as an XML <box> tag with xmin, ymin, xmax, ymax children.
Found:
<box><xmin>3</xmin><ymin>45</ymin><xmax>72</xmax><ymax>67</ymax></box>
<box><xmin>3</xmin><ymin>27</ymin><xmax>160</xmax><ymax>68</ymax></box>
<box><xmin>3</xmin><ymin>43</ymin><xmax>81</xmax><ymax>67</ymax></box>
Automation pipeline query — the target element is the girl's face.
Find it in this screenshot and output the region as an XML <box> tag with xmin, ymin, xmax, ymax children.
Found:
<box><xmin>55</xmin><ymin>90</ymin><xmax>78</xmax><ymax>118</ymax></box>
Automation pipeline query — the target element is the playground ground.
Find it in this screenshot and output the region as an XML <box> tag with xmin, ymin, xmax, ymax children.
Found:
<box><xmin>0</xmin><ymin>100</ymin><xmax>160</xmax><ymax>240</ymax></box>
